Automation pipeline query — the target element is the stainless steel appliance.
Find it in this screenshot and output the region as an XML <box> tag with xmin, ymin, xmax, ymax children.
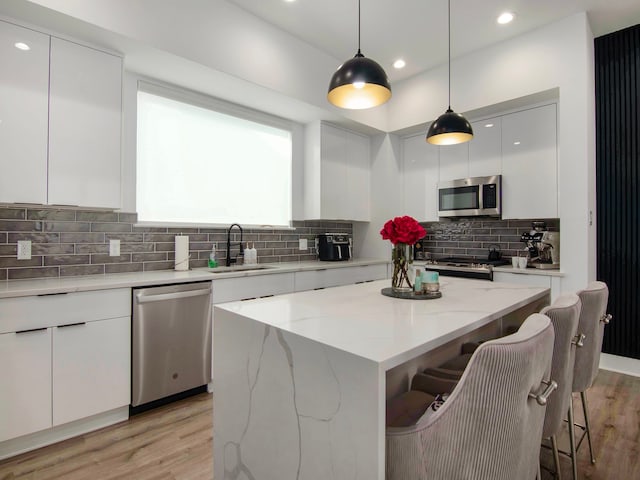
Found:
<box><xmin>420</xmin><ymin>256</ymin><xmax>509</xmax><ymax>280</ymax></box>
<box><xmin>520</xmin><ymin>222</ymin><xmax>560</xmax><ymax>269</ymax></box>
<box><xmin>316</xmin><ymin>233</ymin><xmax>351</xmax><ymax>261</ymax></box>
<box><xmin>132</xmin><ymin>282</ymin><xmax>212</xmax><ymax>409</ymax></box>
<box><xmin>438</xmin><ymin>175</ymin><xmax>502</xmax><ymax>218</ymax></box>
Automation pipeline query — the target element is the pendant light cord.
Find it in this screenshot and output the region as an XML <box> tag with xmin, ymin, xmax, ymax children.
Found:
<box><xmin>447</xmin><ymin>0</ymin><xmax>451</xmax><ymax>109</ymax></box>
<box><xmin>357</xmin><ymin>0</ymin><xmax>362</xmax><ymax>55</ymax></box>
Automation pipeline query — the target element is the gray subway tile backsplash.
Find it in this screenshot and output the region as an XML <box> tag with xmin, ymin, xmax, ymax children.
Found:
<box><xmin>420</xmin><ymin>218</ymin><xmax>559</xmax><ymax>260</ymax></box>
<box><xmin>0</xmin><ymin>205</ymin><xmax>352</xmax><ymax>280</ymax></box>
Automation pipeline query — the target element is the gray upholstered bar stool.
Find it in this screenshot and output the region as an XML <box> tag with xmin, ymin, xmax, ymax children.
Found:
<box><xmin>539</xmin><ymin>293</ymin><xmax>582</xmax><ymax>480</ymax></box>
<box><xmin>386</xmin><ymin>313</ymin><xmax>556</xmax><ymax>480</ymax></box>
<box><xmin>572</xmin><ymin>281</ymin><xmax>611</xmax><ymax>464</ymax></box>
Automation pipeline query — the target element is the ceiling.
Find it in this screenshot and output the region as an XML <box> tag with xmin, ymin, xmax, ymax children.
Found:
<box><xmin>228</xmin><ymin>0</ymin><xmax>640</xmax><ymax>82</ymax></box>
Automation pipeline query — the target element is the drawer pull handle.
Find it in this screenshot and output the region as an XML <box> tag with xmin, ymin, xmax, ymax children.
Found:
<box><xmin>57</xmin><ymin>322</ymin><xmax>86</xmax><ymax>328</ymax></box>
<box><xmin>16</xmin><ymin>327</ymin><xmax>47</xmax><ymax>334</ymax></box>
<box><xmin>37</xmin><ymin>292</ymin><xmax>68</xmax><ymax>297</ymax></box>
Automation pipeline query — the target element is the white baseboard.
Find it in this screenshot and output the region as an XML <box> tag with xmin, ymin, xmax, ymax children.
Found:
<box><xmin>600</xmin><ymin>353</ymin><xmax>640</xmax><ymax>378</ymax></box>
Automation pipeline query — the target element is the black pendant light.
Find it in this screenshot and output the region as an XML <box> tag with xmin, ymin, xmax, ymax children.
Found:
<box><xmin>327</xmin><ymin>0</ymin><xmax>391</xmax><ymax>109</ymax></box>
<box><xmin>426</xmin><ymin>0</ymin><xmax>473</xmax><ymax>145</ymax></box>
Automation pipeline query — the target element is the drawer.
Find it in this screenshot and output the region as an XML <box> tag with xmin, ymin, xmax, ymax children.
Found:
<box><xmin>212</xmin><ymin>273</ymin><xmax>295</xmax><ymax>303</ymax></box>
<box><xmin>0</xmin><ymin>288</ymin><xmax>131</xmax><ymax>334</ymax></box>
<box><xmin>294</xmin><ymin>264</ymin><xmax>387</xmax><ymax>292</ymax></box>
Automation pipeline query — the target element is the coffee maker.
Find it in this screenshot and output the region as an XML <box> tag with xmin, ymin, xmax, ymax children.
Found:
<box><xmin>520</xmin><ymin>222</ymin><xmax>560</xmax><ymax>269</ymax></box>
<box><xmin>316</xmin><ymin>233</ymin><xmax>351</xmax><ymax>261</ymax></box>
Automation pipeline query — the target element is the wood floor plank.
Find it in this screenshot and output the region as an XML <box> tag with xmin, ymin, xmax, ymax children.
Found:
<box><xmin>1</xmin><ymin>369</ymin><xmax>638</xmax><ymax>479</ymax></box>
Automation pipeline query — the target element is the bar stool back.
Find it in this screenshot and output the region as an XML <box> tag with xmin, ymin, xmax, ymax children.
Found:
<box><xmin>572</xmin><ymin>281</ymin><xmax>611</xmax><ymax>464</ymax></box>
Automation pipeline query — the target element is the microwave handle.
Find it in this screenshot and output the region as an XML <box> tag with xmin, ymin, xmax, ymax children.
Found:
<box><xmin>478</xmin><ymin>183</ymin><xmax>484</xmax><ymax>210</ymax></box>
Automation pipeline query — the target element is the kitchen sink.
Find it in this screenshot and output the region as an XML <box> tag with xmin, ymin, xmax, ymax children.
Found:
<box><xmin>207</xmin><ymin>265</ymin><xmax>275</xmax><ymax>274</ymax></box>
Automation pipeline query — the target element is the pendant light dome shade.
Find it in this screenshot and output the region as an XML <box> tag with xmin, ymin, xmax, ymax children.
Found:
<box><xmin>426</xmin><ymin>0</ymin><xmax>473</xmax><ymax>145</ymax></box>
<box><xmin>328</xmin><ymin>51</ymin><xmax>391</xmax><ymax>109</ymax></box>
<box><xmin>426</xmin><ymin>108</ymin><xmax>474</xmax><ymax>145</ymax></box>
<box><xmin>327</xmin><ymin>0</ymin><xmax>391</xmax><ymax>109</ymax></box>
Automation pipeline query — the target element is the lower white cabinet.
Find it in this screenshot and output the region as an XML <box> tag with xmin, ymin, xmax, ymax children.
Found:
<box><xmin>52</xmin><ymin>317</ymin><xmax>130</xmax><ymax>426</ymax></box>
<box><xmin>294</xmin><ymin>264</ymin><xmax>387</xmax><ymax>292</ymax></box>
<box><xmin>493</xmin><ymin>271</ymin><xmax>561</xmax><ymax>301</ymax></box>
<box><xmin>0</xmin><ymin>328</ymin><xmax>52</xmax><ymax>443</ymax></box>
<box><xmin>0</xmin><ymin>289</ymin><xmax>131</xmax><ymax>445</ymax></box>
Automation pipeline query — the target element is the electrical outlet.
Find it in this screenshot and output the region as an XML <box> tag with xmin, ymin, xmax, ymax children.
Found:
<box><xmin>299</xmin><ymin>238</ymin><xmax>308</xmax><ymax>251</ymax></box>
<box><xmin>109</xmin><ymin>239</ymin><xmax>121</xmax><ymax>256</ymax></box>
<box><xmin>17</xmin><ymin>240</ymin><xmax>31</xmax><ymax>260</ymax></box>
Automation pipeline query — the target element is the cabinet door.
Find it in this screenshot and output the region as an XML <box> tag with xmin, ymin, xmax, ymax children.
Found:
<box><xmin>501</xmin><ymin>104</ymin><xmax>557</xmax><ymax>219</ymax></box>
<box><xmin>48</xmin><ymin>38</ymin><xmax>122</xmax><ymax>208</ymax></box>
<box><xmin>469</xmin><ymin>118</ymin><xmax>502</xmax><ymax>177</ymax></box>
<box><xmin>438</xmin><ymin>142</ymin><xmax>469</xmax><ymax>182</ymax></box>
<box><xmin>320</xmin><ymin>123</ymin><xmax>348</xmax><ymax>219</ymax></box>
<box><xmin>0</xmin><ymin>328</ymin><xmax>52</xmax><ymax>442</ymax></box>
<box><xmin>345</xmin><ymin>131</ymin><xmax>370</xmax><ymax>221</ymax></box>
<box><xmin>52</xmin><ymin>316</ymin><xmax>130</xmax><ymax>426</ymax></box>
<box><xmin>0</xmin><ymin>21</ymin><xmax>49</xmax><ymax>204</ymax></box>
<box><xmin>402</xmin><ymin>134</ymin><xmax>439</xmax><ymax>221</ymax></box>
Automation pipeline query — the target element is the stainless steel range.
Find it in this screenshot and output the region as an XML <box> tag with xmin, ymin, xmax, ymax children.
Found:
<box><xmin>418</xmin><ymin>256</ymin><xmax>510</xmax><ymax>281</ymax></box>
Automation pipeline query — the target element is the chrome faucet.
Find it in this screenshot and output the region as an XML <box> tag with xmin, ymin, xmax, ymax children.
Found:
<box><xmin>225</xmin><ymin>223</ymin><xmax>244</xmax><ymax>266</ymax></box>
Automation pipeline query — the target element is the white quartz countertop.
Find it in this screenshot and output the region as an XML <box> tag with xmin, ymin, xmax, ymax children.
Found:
<box><xmin>215</xmin><ymin>277</ymin><xmax>549</xmax><ymax>370</ymax></box>
<box><xmin>0</xmin><ymin>259</ymin><xmax>388</xmax><ymax>299</ymax></box>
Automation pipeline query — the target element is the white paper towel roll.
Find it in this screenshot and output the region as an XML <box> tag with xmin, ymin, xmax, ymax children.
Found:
<box><xmin>174</xmin><ymin>235</ymin><xmax>189</xmax><ymax>271</ymax></box>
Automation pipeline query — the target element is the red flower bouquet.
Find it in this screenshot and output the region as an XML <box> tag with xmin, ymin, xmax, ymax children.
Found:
<box><xmin>380</xmin><ymin>216</ymin><xmax>426</xmax><ymax>292</ymax></box>
<box><xmin>380</xmin><ymin>216</ymin><xmax>426</xmax><ymax>245</ymax></box>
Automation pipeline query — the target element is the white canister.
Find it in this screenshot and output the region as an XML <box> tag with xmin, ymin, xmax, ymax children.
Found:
<box><xmin>174</xmin><ymin>235</ymin><xmax>190</xmax><ymax>271</ymax></box>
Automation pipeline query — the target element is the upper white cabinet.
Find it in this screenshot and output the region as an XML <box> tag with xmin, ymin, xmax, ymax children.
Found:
<box><xmin>401</xmin><ymin>133</ymin><xmax>439</xmax><ymax>222</ymax></box>
<box><xmin>304</xmin><ymin>121</ymin><xmax>371</xmax><ymax>221</ymax></box>
<box><xmin>438</xmin><ymin>142</ymin><xmax>469</xmax><ymax>182</ymax></box>
<box><xmin>0</xmin><ymin>20</ymin><xmax>123</xmax><ymax>209</ymax></box>
<box><xmin>468</xmin><ymin>117</ymin><xmax>502</xmax><ymax>178</ymax></box>
<box><xmin>501</xmin><ymin>104</ymin><xmax>558</xmax><ymax>219</ymax></box>
<box><xmin>0</xmin><ymin>21</ymin><xmax>49</xmax><ymax>204</ymax></box>
<box><xmin>48</xmin><ymin>38</ymin><xmax>123</xmax><ymax>208</ymax></box>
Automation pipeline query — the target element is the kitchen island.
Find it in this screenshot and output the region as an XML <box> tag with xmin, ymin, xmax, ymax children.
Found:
<box><xmin>212</xmin><ymin>277</ymin><xmax>550</xmax><ymax>480</ymax></box>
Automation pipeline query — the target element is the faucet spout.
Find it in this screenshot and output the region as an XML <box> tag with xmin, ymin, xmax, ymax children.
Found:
<box><xmin>226</xmin><ymin>223</ymin><xmax>244</xmax><ymax>267</ymax></box>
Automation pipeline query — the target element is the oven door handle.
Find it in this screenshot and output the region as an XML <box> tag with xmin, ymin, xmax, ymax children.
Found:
<box><xmin>135</xmin><ymin>288</ymin><xmax>211</xmax><ymax>304</ymax></box>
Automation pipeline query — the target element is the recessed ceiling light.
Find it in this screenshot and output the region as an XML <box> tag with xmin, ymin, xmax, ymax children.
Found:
<box><xmin>497</xmin><ymin>12</ymin><xmax>515</xmax><ymax>25</ymax></box>
<box><xmin>284</xmin><ymin>0</ymin><xmax>296</xmax><ymax>3</ymax></box>
<box><xmin>14</xmin><ymin>42</ymin><xmax>30</xmax><ymax>51</ymax></box>
<box><xmin>485</xmin><ymin>123</ymin><xmax>494</xmax><ymax>128</ymax></box>
<box><xmin>393</xmin><ymin>59</ymin><xmax>406</xmax><ymax>69</ymax></box>
<box><xmin>513</xmin><ymin>141</ymin><xmax>521</xmax><ymax>145</ymax></box>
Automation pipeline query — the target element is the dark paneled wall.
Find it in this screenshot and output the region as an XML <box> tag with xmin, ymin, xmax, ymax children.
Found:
<box><xmin>0</xmin><ymin>205</ymin><xmax>351</xmax><ymax>280</ymax></box>
<box><xmin>595</xmin><ymin>24</ymin><xmax>640</xmax><ymax>358</ymax></box>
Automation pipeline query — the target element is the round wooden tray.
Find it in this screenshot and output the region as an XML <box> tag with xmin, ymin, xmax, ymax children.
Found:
<box><xmin>380</xmin><ymin>287</ymin><xmax>442</xmax><ymax>300</ymax></box>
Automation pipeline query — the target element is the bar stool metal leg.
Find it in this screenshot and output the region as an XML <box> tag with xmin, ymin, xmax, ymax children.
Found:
<box><xmin>551</xmin><ymin>435</ymin><xmax>562</xmax><ymax>480</ymax></box>
<box><xmin>581</xmin><ymin>390</ymin><xmax>596</xmax><ymax>464</ymax></box>
<box><xmin>568</xmin><ymin>399</ymin><xmax>579</xmax><ymax>480</ymax></box>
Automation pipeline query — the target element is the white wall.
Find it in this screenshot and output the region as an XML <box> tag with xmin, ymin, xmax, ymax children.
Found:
<box><xmin>384</xmin><ymin>13</ymin><xmax>596</xmax><ymax>293</ymax></box>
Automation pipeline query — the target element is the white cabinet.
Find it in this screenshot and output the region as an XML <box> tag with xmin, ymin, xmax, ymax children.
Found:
<box><xmin>0</xmin><ymin>20</ymin><xmax>49</xmax><ymax>204</ymax></box>
<box><xmin>304</xmin><ymin>121</ymin><xmax>371</xmax><ymax>221</ymax></box>
<box><xmin>294</xmin><ymin>264</ymin><xmax>387</xmax><ymax>292</ymax></box>
<box><xmin>212</xmin><ymin>272</ymin><xmax>295</xmax><ymax>303</ymax></box>
<box><xmin>468</xmin><ymin>117</ymin><xmax>502</xmax><ymax>178</ymax></box>
<box><xmin>494</xmin><ymin>271</ymin><xmax>561</xmax><ymax>301</ymax></box>
<box><xmin>0</xmin><ymin>289</ymin><xmax>130</xmax><ymax>444</ymax></box>
<box><xmin>501</xmin><ymin>104</ymin><xmax>558</xmax><ymax>219</ymax></box>
<box><xmin>401</xmin><ymin>133</ymin><xmax>439</xmax><ymax>222</ymax></box>
<box><xmin>0</xmin><ymin>328</ymin><xmax>52</xmax><ymax>442</ymax></box>
<box><xmin>438</xmin><ymin>142</ymin><xmax>469</xmax><ymax>182</ymax></box>
<box><xmin>52</xmin><ymin>316</ymin><xmax>130</xmax><ymax>426</ymax></box>
<box><xmin>0</xmin><ymin>19</ymin><xmax>123</xmax><ymax>209</ymax></box>
<box><xmin>48</xmin><ymin>38</ymin><xmax>123</xmax><ymax>208</ymax></box>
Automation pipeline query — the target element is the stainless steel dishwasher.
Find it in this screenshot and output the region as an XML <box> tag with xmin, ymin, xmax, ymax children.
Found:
<box><xmin>131</xmin><ymin>282</ymin><xmax>212</xmax><ymax>409</ymax></box>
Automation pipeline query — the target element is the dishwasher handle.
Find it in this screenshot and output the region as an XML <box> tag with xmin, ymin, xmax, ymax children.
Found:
<box><xmin>135</xmin><ymin>288</ymin><xmax>211</xmax><ymax>304</ymax></box>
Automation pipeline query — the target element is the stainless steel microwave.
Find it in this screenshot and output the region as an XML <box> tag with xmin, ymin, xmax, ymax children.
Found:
<box><xmin>437</xmin><ymin>175</ymin><xmax>502</xmax><ymax>218</ymax></box>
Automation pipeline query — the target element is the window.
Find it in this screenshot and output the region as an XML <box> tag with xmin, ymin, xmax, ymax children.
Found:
<box><xmin>136</xmin><ymin>84</ymin><xmax>292</xmax><ymax>226</ymax></box>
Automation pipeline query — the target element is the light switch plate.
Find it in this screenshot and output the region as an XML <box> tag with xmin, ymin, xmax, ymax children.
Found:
<box><xmin>109</xmin><ymin>239</ymin><xmax>121</xmax><ymax>256</ymax></box>
<box><xmin>299</xmin><ymin>238</ymin><xmax>308</xmax><ymax>250</ymax></box>
<box><xmin>17</xmin><ymin>240</ymin><xmax>31</xmax><ymax>260</ymax></box>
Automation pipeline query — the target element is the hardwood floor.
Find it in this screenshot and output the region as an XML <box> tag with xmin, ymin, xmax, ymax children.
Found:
<box><xmin>0</xmin><ymin>369</ymin><xmax>638</xmax><ymax>479</ymax></box>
